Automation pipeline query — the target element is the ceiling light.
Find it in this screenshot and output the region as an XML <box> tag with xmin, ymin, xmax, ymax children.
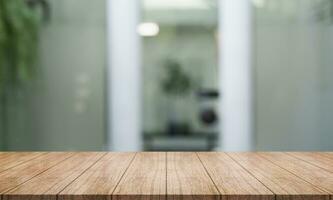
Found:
<box><xmin>137</xmin><ymin>22</ymin><xmax>160</xmax><ymax>37</ymax></box>
<box><xmin>252</xmin><ymin>0</ymin><xmax>266</xmax><ymax>8</ymax></box>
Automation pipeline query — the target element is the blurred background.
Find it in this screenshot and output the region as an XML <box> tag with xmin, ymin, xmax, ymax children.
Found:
<box><xmin>0</xmin><ymin>0</ymin><xmax>332</xmax><ymax>151</ymax></box>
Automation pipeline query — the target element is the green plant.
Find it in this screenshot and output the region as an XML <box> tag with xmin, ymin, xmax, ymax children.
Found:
<box><xmin>0</xmin><ymin>0</ymin><xmax>42</xmax><ymax>92</ymax></box>
<box><xmin>161</xmin><ymin>59</ymin><xmax>192</xmax><ymax>97</ymax></box>
<box><xmin>313</xmin><ymin>0</ymin><xmax>333</xmax><ymax>23</ymax></box>
<box><xmin>0</xmin><ymin>0</ymin><xmax>42</xmax><ymax>150</ymax></box>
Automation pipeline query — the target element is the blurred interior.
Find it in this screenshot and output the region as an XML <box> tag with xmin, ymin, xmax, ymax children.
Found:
<box><xmin>0</xmin><ymin>0</ymin><xmax>332</xmax><ymax>151</ymax></box>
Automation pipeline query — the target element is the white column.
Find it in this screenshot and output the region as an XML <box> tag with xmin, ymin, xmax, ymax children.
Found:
<box><xmin>218</xmin><ymin>0</ymin><xmax>254</xmax><ymax>151</ymax></box>
<box><xmin>107</xmin><ymin>0</ymin><xmax>142</xmax><ymax>151</ymax></box>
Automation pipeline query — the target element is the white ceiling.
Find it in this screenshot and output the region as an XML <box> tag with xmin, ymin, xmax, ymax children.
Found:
<box><xmin>142</xmin><ymin>0</ymin><xmax>217</xmax><ymax>26</ymax></box>
<box><xmin>143</xmin><ymin>0</ymin><xmax>216</xmax><ymax>10</ymax></box>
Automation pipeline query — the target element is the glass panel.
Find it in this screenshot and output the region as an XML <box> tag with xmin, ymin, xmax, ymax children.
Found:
<box><xmin>0</xmin><ymin>0</ymin><xmax>107</xmax><ymax>150</ymax></box>
<box><xmin>140</xmin><ymin>0</ymin><xmax>219</xmax><ymax>151</ymax></box>
<box><xmin>254</xmin><ymin>0</ymin><xmax>333</xmax><ymax>150</ymax></box>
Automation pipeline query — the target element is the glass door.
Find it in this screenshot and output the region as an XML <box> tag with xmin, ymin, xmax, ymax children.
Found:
<box><xmin>253</xmin><ymin>0</ymin><xmax>333</xmax><ymax>150</ymax></box>
<box><xmin>140</xmin><ymin>0</ymin><xmax>219</xmax><ymax>151</ymax></box>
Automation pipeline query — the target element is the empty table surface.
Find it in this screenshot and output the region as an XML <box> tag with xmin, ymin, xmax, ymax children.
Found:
<box><xmin>0</xmin><ymin>152</ymin><xmax>332</xmax><ymax>200</ymax></box>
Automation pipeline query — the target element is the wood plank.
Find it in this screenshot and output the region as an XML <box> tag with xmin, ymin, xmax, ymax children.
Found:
<box><xmin>167</xmin><ymin>152</ymin><xmax>219</xmax><ymax>200</ymax></box>
<box><xmin>0</xmin><ymin>152</ymin><xmax>73</xmax><ymax>195</ymax></box>
<box><xmin>287</xmin><ymin>152</ymin><xmax>333</xmax><ymax>173</ymax></box>
<box><xmin>258</xmin><ymin>152</ymin><xmax>333</xmax><ymax>193</ymax></box>
<box><xmin>0</xmin><ymin>152</ymin><xmax>44</xmax><ymax>173</ymax></box>
<box><xmin>198</xmin><ymin>152</ymin><xmax>274</xmax><ymax>200</ymax></box>
<box><xmin>113</xmin><ymin>152</ymin><xmax>166</xmax><ymax>200</ymax></box>
<box><xmin>0</xmin><ymin>152</ymin><xmax>331</xmax><ymax>200</ymax></box>
<box><xmin>0</xmin><ymin>152</ymin><xmax>10</xmax><ymax>160</ymax></box>
<box><xmin>228</xmin><ymin>152</ymin><xmax>330</xmax><ymax>200</ymax></box>
<box><xmin>58</xmin><ymin>152</ymin><xmax>135</xmax><ymax>200</ymax></box>
<box><xmin>3</xmin><ymin>152</ymin><xmax>105</xmax><ymax>200</ymax></box>
<box><xmin>307</xmin><ymin>152</ymin><xmax>333</xmax><ymax>161</ymax></box>
<box><xmin>318</xmin><ymin>152</ymin><xmax>333</xmax><ymax>161</ymax></box>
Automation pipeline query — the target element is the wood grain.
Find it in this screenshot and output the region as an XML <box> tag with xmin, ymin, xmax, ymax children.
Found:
<box><xmin>0</xmin><ymin>152</ymin><xmax>332</xmax><ymax>200</ymax></box>
<box><xmin>287</xmin><ymin>152</ymin><xmax>333</xmax><ymax>173</ymax></box>
<box><xmin>58</xmin><ymin>152</ymin><xmax>135</xmax><ymax>200</ymax></box>
<box><xmin>113</xmin><ymin>152</ymin><xmax>166</xmax><ymax>200</ymax></box>
<box><xmin>198</xmin><ymin>152</ymin><xmax>274</xmax><ymax>200</ymax></box>
<box><xmin>3</xmin><ymin>152</ymin><xmax>105</xmax><ymax>200</ymax></box>
<box><xmin>228</xmin><ymin>152</ymin><xmax>330</xmax><ymax>200</ymax></box>
<box><xmin>258</xmin><ymin>152</ymin><xmax>333</xmax><ymax>193</ymax></box>
<box><xmin>0</xmin><ymin>152</ymin><xmax>44</xmax><ymax>173</ymax></box>
<box><xmin>167</xmin><ymin>152</ymin><xmax>219</xmax><ymax>200</ymax></box>
<box><xmin>317</xmin><ymin>152</ymin><xmax>333</xmax><ymax>161</ymax></box>
<box><xmin>0</xmin><ymin>152</ymin><xmax>72</xmax><ymax>194</ymax></box>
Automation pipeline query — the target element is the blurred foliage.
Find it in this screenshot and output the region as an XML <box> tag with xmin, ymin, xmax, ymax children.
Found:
<box><xmin>0</xmin><ymin>0</ymin><xmax>42</xmax><ymax>92</ymax></box>
<box><xmin>314</xmin><ymin>0</ymin><xmax>333</xmax><ymax>24</ymax></box>
<box><xmin>161</xmin><ymin>59</ymin><xmax>192</xmax><ymax>97</ymax></box>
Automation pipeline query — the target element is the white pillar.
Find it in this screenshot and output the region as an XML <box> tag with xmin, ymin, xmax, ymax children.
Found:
<box><xmin>107</xmin><ymin>0</ymin><xmax>142</xmax><ymax>151</ymax></box>
<box><xmin>218</xmin><ymin>0</ymin><xmax>254</xmax><ymax>151</ymax></box>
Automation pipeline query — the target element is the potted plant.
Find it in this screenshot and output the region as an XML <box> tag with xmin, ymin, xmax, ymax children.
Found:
<box><xmin>160</xmin><ymin>59</ymin><xmax>192</xmax><ymax>136</ymax></box>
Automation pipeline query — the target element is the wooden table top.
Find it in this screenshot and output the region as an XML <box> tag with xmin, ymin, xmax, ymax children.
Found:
<box><xmin>0</xmin><ymin>152</ymin><xmax>332</xmax><ymax>200</ymax></box>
